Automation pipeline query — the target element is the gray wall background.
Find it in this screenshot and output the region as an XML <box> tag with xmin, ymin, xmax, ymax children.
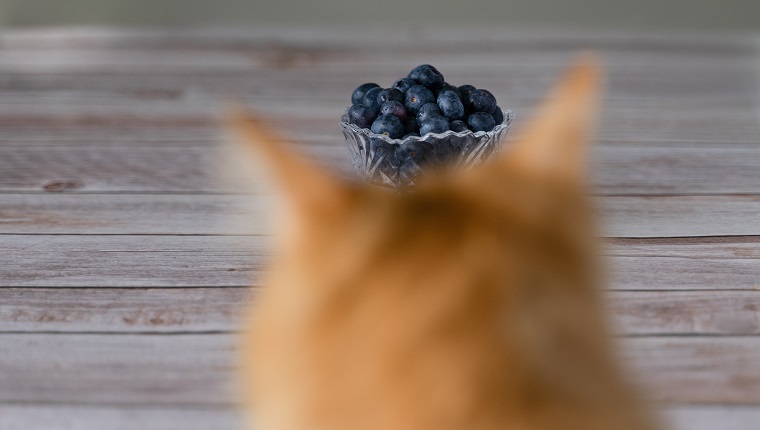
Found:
<box><xmin>0</xmin><ymin>0</ymin><xmax>759</xmax><ymax>31</ymax></box>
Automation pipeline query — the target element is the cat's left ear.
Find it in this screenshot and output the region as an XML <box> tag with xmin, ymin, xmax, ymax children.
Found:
<box><xmin>225</xmin><ymin>104</ymin><xmax>351</xmax><ymax>220</ymax></box>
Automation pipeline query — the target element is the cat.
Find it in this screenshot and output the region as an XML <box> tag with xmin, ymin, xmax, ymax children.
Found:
<box><xmin>227</xmin><ymin>55</ymin><xmax>662</xmax><ymax>430</ymax></box>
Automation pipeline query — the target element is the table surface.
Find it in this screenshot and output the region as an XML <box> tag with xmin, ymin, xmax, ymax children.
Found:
<box><xmin>1</xmin><ymin>27</ymin><xmax>759</xmax><ymax>430</ymax></box>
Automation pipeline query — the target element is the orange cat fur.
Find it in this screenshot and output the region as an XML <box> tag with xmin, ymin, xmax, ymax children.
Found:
<box><xmin>228</xmin><ymin>56</ymin><xmax>661</xmax><ymax>430</ymax></box>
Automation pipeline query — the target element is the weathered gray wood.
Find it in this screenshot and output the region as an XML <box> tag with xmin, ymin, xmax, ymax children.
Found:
<box><xmin>0</xmin><ymin>193</ymin><xmax>759</xmax><ymax>236</ymax></box>
<box><xmin>0</xmin><ymin>405</ymin><xmax>243</xmax><ymax>430</ymax></box>
<box><xmin>1</xmin><ymin>333</ymin><xmax>758</xmax><ymax>405</ymax></box>
<box><xmin>0</xmin><ymin>333</ymin><xmax>237</xmax><ymax>405</ymax></box>
<box><xmin>0</xmin><ymin>143</ymin><xmax>758</xmax><ymax>195</ymax></box>
<box><xmin>2</xmin><ymin>288</ymin><xmax>759</xmax><ymax>336</ymax></box>
<box><xmin>1</xmin><ymin>235</ymin><xmax>758</xmax><ymax>289</ymax></box>
<box><xmin>610</xmin><ymin>291</ymin><xmax>760</xmax><ymax>335</ymax></box>
<box><xmin>0</xmin><ymin>288</ymin><xmax>252</xmax><ymax>333</ymax></box>
<box><xmin>2</xmin><ymin>404</ymin><xmax>759</xmax><ymax>430</ymax></box>
<box><xmin>663</xmin><ymin>405</ymin><xmax>760</xmax><ymax>430</ymax></box>
<box><xmin>0</xmin><ymin>235</ymin><xmax>265</xmax><ymax>287</ymax></box>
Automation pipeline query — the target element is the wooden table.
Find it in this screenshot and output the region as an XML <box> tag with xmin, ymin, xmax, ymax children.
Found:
<box><xmin>1</xmin><ymin>27</ymin><xmax>759</xmax><ymax>429</ymax></box>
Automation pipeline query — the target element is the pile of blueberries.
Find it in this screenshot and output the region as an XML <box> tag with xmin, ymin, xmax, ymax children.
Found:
<box><xmin>347</xmin><ymin>64</ymin><xmax>505</xmax><ymax>139</ymax></box>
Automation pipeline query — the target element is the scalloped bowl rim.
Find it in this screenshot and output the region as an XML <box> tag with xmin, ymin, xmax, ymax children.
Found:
<box><xmin>340</xmin><ymin>109</ymin><xmax>515</xmax><ymax>144</ymax></box>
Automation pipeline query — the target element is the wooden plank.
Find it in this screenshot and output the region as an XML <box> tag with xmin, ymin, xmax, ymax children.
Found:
<box><xmin>663</xmin><ymin>405</ymin><xmax>760</xmax><ymax>430</ymax></box>
<box><xmin>610</xmin><ymin>291</ymin><xmax>760</xmax><ymax>335</ymax></box>
<box><xmin>1</xmin><ymin>235</ymin><xmax>758</xmax><ymax>288</ymax></box>
<box><xmin>0</xmin><ymin>27</ymin><xmax>752</xmax><ymax>51</ymax></box>
<box><xmin>0</xmin><ymin>144</ymin><xmax>758</xmax><ymax>195</ymax></box>
<box><xmin>2</xmin><ymin>404</ymin><xmax>759</xmax><ymax>430</ymax></box>
<box><xmin>0</xmin><ymin>193</ymin><xmax>758</xmax><ymax>236</ymax></box>
<box><xmin>0</xmin><ymin>333</ymin><xmax>236</xmax><ymax>406</ymax></box>
<box><xmin>0</xmin><ymin>112</ymin><xmax>756</xmax><ymax>147</ymax></box>
<box><xmin>0</xmin><ymin>405</ymin><xmax>243</xmax><ymax>430</ymax></box>
<box><xmin>2</xmin><ymin>288</ymin><xmax>759</xmax><ymax>336</ymax></box>
<box><xmin>0</xmin><ymin>288</ymin><xmax>251</xmax><ymax>333</ymax></box>
<box><xmin>1</xmin><ymin>333</ymin><xmax>758</xmax><ymax>405</ymax></box>
<box><xmin>0</xmin><ymin>235</ymin><xmax>268</xmax><ymax>287</ymax></box>
<box><xmin>623</xmin><ymin>337</ymin><xmax>760</xmax><ymax>404</ymax></box>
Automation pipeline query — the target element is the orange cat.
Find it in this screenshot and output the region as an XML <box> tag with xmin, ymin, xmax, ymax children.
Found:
<box><xmin>228</xmin><ymin>56</ymin><xmax>662</xmax><ymax>430</ymax></box>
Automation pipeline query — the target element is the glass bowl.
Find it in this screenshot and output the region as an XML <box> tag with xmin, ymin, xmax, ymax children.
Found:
<box><xmin>340</xmin><ymin>110</ymin><xmax>514</xmax><ymax>189</ymax></box>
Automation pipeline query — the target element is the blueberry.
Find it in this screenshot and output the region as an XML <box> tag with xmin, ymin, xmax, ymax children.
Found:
<box><xmin>371</xmin><ymin>114</ymin><xmax>405</xmax><ymax>139</ymax></box>
<box><xmin>380</xmin><ymin>101</ymin><xmax>407</xmax><ymax>122</ymax></box>
<box><xmin>419</xmin><ymin>115</ymin><xmax>450</xmax><ymax>136</ymax></box>
<box><xmin>404</xmin><ymin>118</ymin><xmax>418</xmax><ymax>135</ymax></box>
<box><xmin>378</xmin><ymin>88</ymin><xmax>404</xmax><ymax>105</ymax></box>
<box><xmin>405</xmin><ymin>85</ymin><xmax>436</xmax><ymax>116</ymax></box>
<box><xmin>450</xmin><ymin>119</ymin><xmax>469</xmax><ymax>133</ymax></box>
<box><xmin>432</xmin><ymin>139</ymin><xmax>456</xmax><ymax>164</ymax></box>
<box><xmin>492</xmin><ymin>106</ymin><xmax>504</xmax><ymax>125</ymax></box>
<box><xmin>458</xmin><ymin>85</ymin><xmax>476</xmax><ymax>104</ymax></box>
<box><xmin>436</xmin><ymin>84</ymin><xmax>462</xmax><ymax>100</ymax></box>
<box><xmin>392</xmin><ymin>78</ymin><xmax>417</xmax><ymax>94</ymax></box>
<box><xmin>467</xmin><ymin>112</ymin><xmax>496</xmax><ymax>132</ymax></box>
<box><xmin>397</xmin><ymin>140</ymin><xmax>433</xmax><ymax>166</ymax></box>
<box><xmin>348</xmin><ymin>104</ymin><xmax>376</xmax><ymax>129</ymax></box>
<box><xmin>408</xmin><ymin>64</ymin><xmax>438</xmax><ymax>82</ymax></box>
<box><xmin>416</xmin><ymin>103</ymin><xmax>442</xmax><ymax>123</ymax></box>
<box><xmin>362</xmin><ymin>87</ymin><xmax>383</xmax><ymax>114</ymax></box>
<box><xmin>468</xmin><ymin>89</ymin><xmax>497</xmax><ymax>114</ymax></box>
<box><xmin>351</xmin><ymin>83</ymin><xmax>380</xmax><ymax>106</ymax></box>
<box><xmin>417</xmin><ymin>67</ymin><xmax>445</xmax><ymax>90</ymax></box>
<box><xmin>437</xmin><ymin>90</ymin><xmax>465</xmax><ymax>120</ymax></box>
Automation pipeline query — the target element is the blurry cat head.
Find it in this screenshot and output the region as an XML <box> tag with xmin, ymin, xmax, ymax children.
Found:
<box><xmin>227</xmin><ymin>56</ymin><xmax>659</xmax><ymax>430</ymax></box>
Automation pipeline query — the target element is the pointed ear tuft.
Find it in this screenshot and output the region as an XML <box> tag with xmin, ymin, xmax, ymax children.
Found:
<box><xmin>504</xmin><ymin>53</ymin><xmax>603</xmax><ymax>184</ymax></box>
<box><xmin>223</xmin><ymin>102</ymin><xmax>350</xmax><ymax>218</ymax></box>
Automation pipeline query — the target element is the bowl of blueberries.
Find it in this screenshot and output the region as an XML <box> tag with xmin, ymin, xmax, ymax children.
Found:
<box><xmin>341</xmin><ymin>64</ymin><xmax>514</xmax><ymax>189</ymax></box>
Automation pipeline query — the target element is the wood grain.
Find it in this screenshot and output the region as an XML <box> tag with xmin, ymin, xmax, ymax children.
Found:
<box><xmin>2</xmin><ymin>404</ymin><xmax>759</xmax><ymax>430</ymax></box>
<box><xmin>1</xmin><ymin>193</ymin><xmax>759</xmax><ymax>236</ymax></box>
<box><xmin>1</xmin><ymin>333</ymin><xmax>759</xmax><ymax>405</ymax></box>
<box><xmin>1</xmin><ymin>235</ymin><xmax>758</xmax><ymax>289</ymax></box>
<box><xmin>0</xmin><ymin>144</ymin><xmax>758</xmax><ymax>195</ymax></box>
<box><xmin>2</xmin><ymin>288</ymin><xmax>759</xmax><ymax>336</ymax></box>
<box><xmin>0</xmin><ymin>405</ymin><xmax>243</xmax><ymax>430</ymax></box>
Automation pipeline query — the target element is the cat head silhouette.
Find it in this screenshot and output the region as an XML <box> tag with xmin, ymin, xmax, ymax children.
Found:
<box><xmin>228</xmin><ymin>56</ymin><xmax>660</xmax><ymax>430</ymax></box>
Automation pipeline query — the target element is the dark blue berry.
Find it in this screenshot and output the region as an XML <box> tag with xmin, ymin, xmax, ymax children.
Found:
<box><xmin>467</xmin><ymin>112</ymin><xmax>496</xmax><ymax>132</ymax></box>
<box><xmin>419</xmin><ymin>115</ymin><xmax>450</xmax><ymax>136</ymax></box>
<box><xmin>404</xmin><ymin>118</ymin><xmax>418</xmax><ymax>135</ymax></box>
<box><xmin>492</xmin><ymin>106</ymin><xmax>504</xmax><ymax>125</ymax></box>
<box><xmin>380</xmin><ymin>101</ymin><xmax>407</xmax><ymax>122</ymax></box>
<box><xmin>408</xmin><ymin>64</ymin><xmax>438</xmax><ymax>82</ymax></box>
<box><xmin>371</xmin><ymin>114</ymin><xmax>404</xmax><ymax>139</ymax></box>
<box><xmin>396</xmin><ymin>140</ymin><xmax>433</xmax><ymax>166</ymax></box>
<box><xmin>351</xmin><ymin>83</ymin><xmax>380</xmax><ymax>106</ymax></box>
<box><xmin>378</xmin><ymin>88</ymin><xmax>404</xmax><ymax>104</ymax></box>
<box><xmin>392</xmin><ymin>78</ymin><xmax>417</xmax><ymax>94</ymax></box>
<box><xmin>437</xmin><ymin>90</ymin><xmax>465</xmax><ymax>120</ymax></box>
<box><xmin>458</xmin><ymin>85</ymin><xmax>476</xmax><ymax>104</ymax></box>
<box><xmin>348</xmin><ymin>104</ymin><xmax>376</xmax><ymax>129</ymax></box>
<box><xmin>468</xmin><ymin>89</ymin><xmax>497</xmax><ymax>114</ymax></box>
<box><xmin>405</xmin><ymin>85</ymin><xmax>436</xmax><ymax>116</ymax></box>
<box><xmin>436</xmin><ymin>84</ymin><xmax>462</xmax><ymax>100</ymax></box>
<box><xmin>416</xmin><ymin>103</ymin><xmax>442</xmax><ymax>123</ymax></box>
<box><xmin>417</xmin><ymin>67</ymin><xmax>444</xmax><ymax>89</ymax></box>
<box><xmin>450</xmin><ymin>120</ymin><xmax>469</xmax><ymax>133</ymax></box>
<box><xmin>362</xmin><ymin>87</ymin><xmax>383</xmax><ymax>114</ymax></box>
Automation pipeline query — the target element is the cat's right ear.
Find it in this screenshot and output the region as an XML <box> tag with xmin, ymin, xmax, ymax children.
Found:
<box><xmin>499</xmin><ymin>54</ymin><xmax>602</xmax><ymax>185</ymax></box>
<box><xmin>224</xmin><ymin>103</ymin><xmax>351</xmax><ymax>221</ymax></box>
